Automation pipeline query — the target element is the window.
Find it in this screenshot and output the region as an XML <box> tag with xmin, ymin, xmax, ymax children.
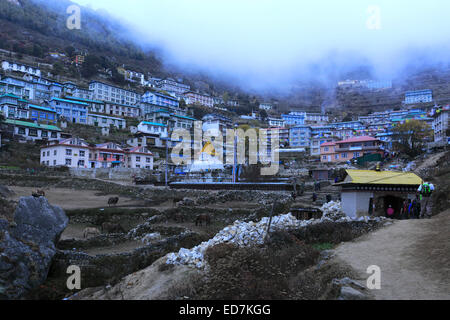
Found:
<box><xmin>136</xmin><ymin>164</ymin><xmax>140</xmax><ymax>168</ymax></box>
<box><xmin>79</xmin><ymin>150</ymin><xmax>85</xmax><ymax>157</ymax></box>
<box><xmin>322</xmin><ymin>155</ymin><xmax>327</xmax><ymax>160</ymax></box>
<box><xmin>53</xmin><ymin>160</ymin><xmax>56</xmax><ymax>166</ymax></box>
<box><xmin>29</xmin><ymin>129</ymin><xmax>38</xmax><ymax>137</ymax></box>
<box><xmin>65</xmin><ymin>159</ymin><xmax>72</xmax><ymax>166</ymax></box>
<box><xmin>66</xmin><ymin>149</ymin><xmax>72</xmax><ymax>156</ymax></box>
<box><xmin>18</xmin><ymin>127</ymin><xmax>26</xmax><ymax>135</ymax></box>
<box><xmin>342</xmin><ymin>153</ymin><xmax>347</xmax><ymax>158</ymax></box>
<box><xmin>136</xmin><ymin>156</ymin><xmax>141</xmax><ymax>162</ymax></box>
<box><xmin>146</xmin><ymin>157</ymin><xmax>151</xmax><ymax>163</ymax></box>
<box><xmin>42</xmin><ymin>152</ymin><xmax>46</xmax><ymax>157</ymax></box>
<box><xmin>78</xmin><ymin>160</ymin><xmax>85</xmax><ymax>167</ymax></box>
<box><xmin>51</xmin><ymin>132</ymin><xmax>57</xmax><ymax>138</ymax></box>
<box><xmin>54</xmin><ymin>150</ymin><xmax>57</xmax><ymax>156</ymax></box>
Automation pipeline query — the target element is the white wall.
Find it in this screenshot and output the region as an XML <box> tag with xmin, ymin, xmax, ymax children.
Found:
<box><xmin>341</xmin><ymin>191</ymin><xmax>373</xmax><ymax>218</ymax></box>
<box><xmin>40</xmin><ymin>145</ymin><xmax>90</xmax><ymax>168</ymax></box>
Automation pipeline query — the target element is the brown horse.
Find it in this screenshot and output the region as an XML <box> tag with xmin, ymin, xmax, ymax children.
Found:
<box><xmin>195</xmin><ymin>214</ymin><xmax>211</xmax><ymax>226</ymax></box>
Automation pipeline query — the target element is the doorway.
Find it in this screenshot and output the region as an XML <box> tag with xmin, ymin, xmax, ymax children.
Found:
<box><xmin>383</xmin><ymin>195</ymin><xmax>404</xmax><ymax>219</ymax></box>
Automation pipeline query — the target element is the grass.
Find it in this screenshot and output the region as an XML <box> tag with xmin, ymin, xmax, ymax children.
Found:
<box><xmin>0</xmin><ymin>165</ymin><xmax>20</xmax><ymax>170</ymax></box>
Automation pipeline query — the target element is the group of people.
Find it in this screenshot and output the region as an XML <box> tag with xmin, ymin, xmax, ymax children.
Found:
<box><xmin>386</xmin><ymin>182</ymin><xmax>435</xmax><ymax>220</ymax></box>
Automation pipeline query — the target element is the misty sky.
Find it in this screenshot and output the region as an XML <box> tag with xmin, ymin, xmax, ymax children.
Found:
<box><xmin>72</xmin><ymin>0</ymin><xmax>450</xmax><ymax>90</ymax></box>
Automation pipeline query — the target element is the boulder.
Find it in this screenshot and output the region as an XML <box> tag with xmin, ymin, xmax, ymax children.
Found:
<box><xmin>338</xmin><ymin>286</ymin><xmax>367</xmax><ymax>300</ymax></box>
<box><xmin>0</xmin><ymin>185</ymin><xmax>14</xmax><ymax>198</ymax></box>
<box><xmin>0</xmin><ymin>197</ymin><xmax>69</xmax><ymax>299</ymax></box>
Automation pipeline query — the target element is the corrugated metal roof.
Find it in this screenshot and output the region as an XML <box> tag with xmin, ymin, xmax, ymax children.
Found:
<box><xmin>345</xmin><ymin>169</ymin><xmax>422</xmax><ymax>185</ymax></box>
<box><xmin>3</xmin><ymin>119</ymin><xmax>61</xmax><ymax>131</ymax></box>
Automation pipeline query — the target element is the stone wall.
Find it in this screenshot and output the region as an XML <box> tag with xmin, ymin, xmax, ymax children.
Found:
<box><xmin>69</xmin><ymin>168</ymin><xmax>152</xmax><ymax>181</ymax></box>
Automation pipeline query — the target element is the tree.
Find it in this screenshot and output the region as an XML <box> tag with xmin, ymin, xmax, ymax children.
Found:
<box><xmin>392</xmin><ymin>120</ymin><xmax>432</xmax><ymax>157</ymax></box>
<box><xmin>53</xmin><ymin>62</ymin><xmax>64</xmax><ymax>75</ymax></box>
<box><xmin>65</xmin><ymin>46</ymin><xmax>76</xmax><ymax>58</ymax></box>
<box><xmin>81</xmin><ymin>55</ymin><xmax>100</xmax><ymax>78</ymax></box>
<box><xmin>32</xmin><ymin>44</ymin><xmax>43</xmax><ymax>58</ymax></box>
<box><xmin>222</xmin><ymin>92</ymin><xmax>230</xmax><ymax>104</ymax></box>
<box><xmin>260</xmin><ymin>109</ymin><xmax>268</xmax><ymax>121</ymax></box>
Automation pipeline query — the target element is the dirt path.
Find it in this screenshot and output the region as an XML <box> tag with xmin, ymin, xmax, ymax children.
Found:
<box><xmin>8</xmin><ymin>186</ymin><xmax>144</xmax><ymax>210</ymax></box>
<box><xmin>333</xmin><ymin>210</ymin><xmax>450</xmax><ymax>300</ymax></box>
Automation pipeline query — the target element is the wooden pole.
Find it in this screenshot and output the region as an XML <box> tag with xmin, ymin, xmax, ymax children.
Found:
<box><xmin>265</xmin><ymin>200</ymin><xmax>277</xmax><ymax>241</ymax></box>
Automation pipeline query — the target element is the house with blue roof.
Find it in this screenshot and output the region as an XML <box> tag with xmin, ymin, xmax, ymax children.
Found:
<box><xmin>142</xmin><ymin>91</ymin><xmax>179</xmax><ymax>108</ymax></box>
<box><xmin>49</xmin><ymin>97</ymin><xmax>89</xmax><ymax>124</ymax></box>
<box><xmin>65</xmin><ymin>96</ymin><xmax>106</xmax><ymax>114</ymax></box>
<box><xmin>0</xmin><ymin>93</ymin><xmax>29</xmax><ymax>119</ymax></box>
<box><xmin>137</xmin><ymin>121</ymin><xmax>168</xmax><ymax>137</ymax></box>
<box><xmin>29</xmin><ymin>104</ymin><xmax>57</xmax><ymax>124</ymax></box>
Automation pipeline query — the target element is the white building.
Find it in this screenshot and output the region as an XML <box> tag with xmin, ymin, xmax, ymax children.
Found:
<box><xmin>184</xmin><ymin>92</ymin><xmax>214</xmax><ymax>108</ymax></box>
<box><xmin>125</xmin><ymin>146</ymin><xmax>154</xmax><ymax>169</ymax></box>
<box><xmin>89</xmin><ymin>81</ymin><xmax>140</xmax><ymax>106</ymax></box>
<box><xmin>141</xmin><ymin>91</ymin><xmax>179</xmax><ymax>108</ymax></box>
<box><xmin>3</xmin><ymin>119</ymin><xmax>61</xmax><ymax>142</ymax></box>
<box><xmin>305</xmin><ymin>113</ymin><xmax>329</xmax><ymax>125</ymax></box>
<box><xmin>156</xmin><ymin>79</ymin><xmax>190</xmax><ymax>95</ymax></box>
<box><xmin>267</xmin><ymin>117</ymin><xmax>285</xmax><ymax>127</ymax></box>
<box><xmin>202</xmin><ymin>114</ymin><xmax>233</xmax><ymax>136</ymax></box>
<box><xmin>137</xmin><ymin>121</ymin><xmax>168</xmax><ymax>138</ymax></box>
<box><xmin>404</xmin><ymin>90</ymin><xmax>433</xmax><ymax>104</ymax></box>
<box><xmin>104</xmin><ymin>101</ymin><xmax>140</xmax><ymax>118</ymax></box>
<box><xmin>2</xmin><ymin>60</ymin><xmax>41</xmax><ymax>77</ymax></box>
<box><xmin>40</xmin><ymin>137</ymin><xmax>90</xmax><ymax>168</ymax></box>
<box><xmin>87</xmin><ymin>114</ymin><xmax>126</xmax><ymax>129</ymax></box>
<box><xmin>432</xmin><ymin>106</ymin><xmax>449</xmax><ymax>143</ymax></box>
<box><xmin>259</xmin><ymin>103</ymin><xmax>273</xmax><ymax>111</ymax></box>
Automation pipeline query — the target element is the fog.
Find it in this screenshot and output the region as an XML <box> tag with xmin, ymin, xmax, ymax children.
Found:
<box><xmin>71</xmin><ymin>0</ymin><xmax>450</xmax><ymax>91</ymax></box>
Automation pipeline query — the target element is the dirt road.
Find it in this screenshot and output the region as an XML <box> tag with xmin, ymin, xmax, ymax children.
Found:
<box><xmin>8</xmin><ymin>186</ymin><xmax>144</xmax><ymax>210</ymax></box>
<box><xmin>333</xmin><ymin>210</ymin><xmax>450</xmax><ymax>300</ymax></box>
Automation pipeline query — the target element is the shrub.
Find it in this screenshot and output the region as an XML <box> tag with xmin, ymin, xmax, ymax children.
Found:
<box><xmin>195</xmin><ymin>232</ymin><xmax>319</xmax><ymax>300</ymax></box>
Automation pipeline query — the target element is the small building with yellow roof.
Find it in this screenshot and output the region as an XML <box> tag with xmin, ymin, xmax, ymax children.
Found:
<box><xmin>336</xmin><ymin>169</ymin><xmax>423</xmax><ymax>218</ymax></box>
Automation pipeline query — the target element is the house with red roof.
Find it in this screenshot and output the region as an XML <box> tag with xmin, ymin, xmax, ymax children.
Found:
<box><xmin>125</xmin><ymin>146</ymin><xmax>154</xmax><ymax>169</ymax></box>
<box><xmin>320</xmin><ymin>136</ymin><xmax>384</xmax><ymax>163</ymax></box>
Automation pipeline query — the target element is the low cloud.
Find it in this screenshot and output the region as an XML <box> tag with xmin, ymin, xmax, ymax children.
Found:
<box><xmin>71</xmin><ymin>0</ymin><xmax>450</xmax><ymax>91</ymax></box>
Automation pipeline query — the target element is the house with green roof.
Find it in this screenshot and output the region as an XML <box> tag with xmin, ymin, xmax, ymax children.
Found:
<box><xmin>2</xmin><ymin>119</ymin><xmax>61</xmax><ymax>141</ymax></box>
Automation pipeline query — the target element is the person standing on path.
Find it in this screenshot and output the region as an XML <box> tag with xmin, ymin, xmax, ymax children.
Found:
<box><xmin>386</xmin><ymin>205</ymin><xmax>394</xmax><ymax>218</ymax></box>
<box><xmin>418</xmin><ymin>182</ymin><xmax>435</xmax><ymax>219</ymax></box>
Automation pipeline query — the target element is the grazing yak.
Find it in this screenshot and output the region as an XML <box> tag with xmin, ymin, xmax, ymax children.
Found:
<box><xmin>108</xmin><ymin>197</ymin><xmax>119</xmax><ymax>206</ymax></box>
<box><xmin>101</xmin><ymin>222</ymin><xmax>125</xmax><ymax>234</ymax></box>
<box><xmin>83</xmin><ymin>227</ymin><xmax>101</xmax><ymax>239</ymax></box>
<box><xmin>195</xmin><ymin>214</ymin><xmax>211</xmax><ymax>226</ymax></box>
<box><xmin>32</xmin><ymin>189</ymin><xmax>46</xmax><ymax>198</ymax></box>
